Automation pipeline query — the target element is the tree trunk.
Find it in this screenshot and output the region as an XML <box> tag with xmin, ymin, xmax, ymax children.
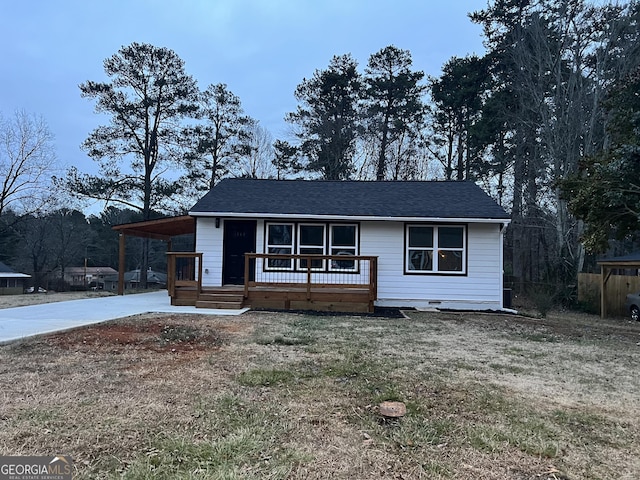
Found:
<box><xmin>376</xmin><ymin>109</ymin><xmax>391</xmax><ymax>181</ymax></box>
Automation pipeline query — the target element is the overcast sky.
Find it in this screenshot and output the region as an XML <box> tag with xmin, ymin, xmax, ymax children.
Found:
<box><xmin>1</xmin><ymin>0</ymin><xmax>488</xmax><ymax>175</ymax></box>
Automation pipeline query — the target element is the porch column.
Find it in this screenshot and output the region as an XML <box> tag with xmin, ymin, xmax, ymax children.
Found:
<box><xmin>118</xmin><ymin>233</ymin><xmax>126</xmax><ymax>295</ymax></box>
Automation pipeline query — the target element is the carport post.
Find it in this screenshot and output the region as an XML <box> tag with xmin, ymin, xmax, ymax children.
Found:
<box><xmin>118</xmin><ymin>233</ymin><xmax>125</xmax><ymax>295</ymax></box>
<box><xmin>600</xmin><ymin>265</ymin><xmax>611</xmax><ymax>319</ymax></box>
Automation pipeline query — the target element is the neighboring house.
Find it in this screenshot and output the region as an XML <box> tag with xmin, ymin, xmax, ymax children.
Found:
<box><xmin>178</xmin><ymin>178</ymin><xmax>511</xmax><ymax>312</ymax></box>
<box><xmin>104</xmin><ymin>268</ymin><xmax>167</xmax><ymax>291</ymax></box>
<box><xmin>62</xmin><ymin>266</ymin><xmax>118</xmax><ymax>290</ymax></box>
<box><xmin>0</xmin><ymin>261</ymin><xmax>30</xmax><ymax>295</ymax></box>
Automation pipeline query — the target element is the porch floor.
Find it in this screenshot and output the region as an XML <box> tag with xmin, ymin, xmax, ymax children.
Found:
<box><xmin>172</xmin><ymin>285</ymin><xmax>373</xmax><ymax>313</ymax></box>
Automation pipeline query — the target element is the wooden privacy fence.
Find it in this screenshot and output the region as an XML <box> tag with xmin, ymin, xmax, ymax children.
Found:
<box><xmin>578</xmin><ymin>272</ymin><xmax>640</xmax><ymax>317</ymax></box>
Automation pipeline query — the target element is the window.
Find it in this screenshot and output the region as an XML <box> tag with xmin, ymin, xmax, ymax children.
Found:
<box><xmin>437</xmin><ymin>227</ymin><xmax>464</xmax><ymax>272</ymax></box>
<box><xmin>329</xmin><ymin>224</ymin><xmax>358</xmax><ymax>271</ymax></box>
<box><xmin>266</xmin><ymin>223</ymin><xmax>294</xmax><ymax>269</ymax></box>
<box><xmin>298</xmin><ymin>224</ymin><xmax>325</xmax><ymax>270</ymax></box>
<box><xmin>407</xmin><ymin>226</ymin><xmax>433</xmax><ymax>271</ymax></box>
<box><xmin>406</xmin><ymin>225</ymin><xmax>465</xmax><ymax>274</ymax></box>
<box><xmin>264</xmin><ymin>222</ymin><xmax>360</xmax><ymax>272</ymax></box>
<box><xmin>1</xmin><ymin>278</ymin><xmax>17</xmax><ymax>288</ymax></box>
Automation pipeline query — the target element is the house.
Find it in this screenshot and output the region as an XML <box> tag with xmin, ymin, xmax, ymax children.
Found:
<box><xmin>0</xmin><ymin>261</ymin><xmax>30</xmax><ymax>295</ymax></box>
<box><xmin>103</xmin><ymin>268</ymin><xmax>167</xmax><ymax>291</ymax></box>
<box><xmin>166</xmin><ymin>178</ymin><xmax>511</xmax><ymax>312</ymax></box>
<box><xmin>62</xmin><ymin>266</ymin><xmax>118</xmax><ymax>290</ymax></box>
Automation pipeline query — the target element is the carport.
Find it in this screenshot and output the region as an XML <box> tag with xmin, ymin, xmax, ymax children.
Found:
<box><xmin>111</xmin><ymin>216</ymin><xmax>195</xmax><ymax>295</ymax></box>
<box><xmin>597</xmin><ymin>252</ymin><xmax>640</xmax><ymax>318</ymax></box>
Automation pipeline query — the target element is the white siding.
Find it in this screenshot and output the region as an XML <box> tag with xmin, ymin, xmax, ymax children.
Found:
<box><xmin>196</xmin><ymin>217</ymin><xmax>224</xmax><ymax>287</ymax></box>
<box><xmin>360</xmin><ymin>221</ymin><xmax>504</xmax><ymax>310</ymax></box>
<box><xmin>256</xmin><ymin>219</ymin><xmax>265</xmax><ymax>253</ymax></box>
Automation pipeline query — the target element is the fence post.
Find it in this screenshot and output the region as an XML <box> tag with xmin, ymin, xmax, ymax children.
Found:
<box><xmin>370</xmin><ymin>257</ymin><xmax>378</xmax><ymax>301</ymax></box>
<box><xmin>306</xmin><ymin>257</ymin><xmax>312</xmax><ymax>300</ymax></box>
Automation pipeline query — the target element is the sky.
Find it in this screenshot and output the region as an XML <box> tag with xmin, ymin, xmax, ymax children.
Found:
<box><xmin>0</xmin><ymin>0</ymin><xmax>489</xmax><ymax>178</ymax></box>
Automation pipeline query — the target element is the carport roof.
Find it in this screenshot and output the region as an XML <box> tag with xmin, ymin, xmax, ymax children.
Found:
<box><xmin>112</xmin><ymin>215</ymin><xmax>195</xmax><ymax>240</ymax></box>
<box><xmin>597</xmin><ymin>252</ymin><xmax>640</xmax><ymax>266</ymax></box>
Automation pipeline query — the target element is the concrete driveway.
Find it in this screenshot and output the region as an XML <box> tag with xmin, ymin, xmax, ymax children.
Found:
<box><xmin>0</xmin><ymin>291</ymin><xmax>248</xmax><ymax>344</ymax></box>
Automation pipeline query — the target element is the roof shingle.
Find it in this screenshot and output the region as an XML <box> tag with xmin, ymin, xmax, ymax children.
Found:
<box><xmin>189</xmin><ymin>178</ymin><xmax>510</xmax><ymax>220</ymax></box>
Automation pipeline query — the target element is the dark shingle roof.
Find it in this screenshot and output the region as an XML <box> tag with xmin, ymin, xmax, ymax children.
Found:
<box><xmin>0</xmin><ymin>261</ymin><xmax>15</xmax><ymax>273</ymax></box>
<box><xmin>189</xmin><ymin>179</ymin><xmax>510</xmax><ymax>220</ymax></box>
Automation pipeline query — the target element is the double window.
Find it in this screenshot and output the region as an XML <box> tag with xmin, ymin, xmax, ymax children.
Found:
<box><xmin>265</xmin><ymin>222</ymin><xmax>358</xmax><ymax>271</ymax></box>
<box><xmin>406</xmin><ymin>225</ymin><xmax>466</xmax><ymax>274</ymax></box>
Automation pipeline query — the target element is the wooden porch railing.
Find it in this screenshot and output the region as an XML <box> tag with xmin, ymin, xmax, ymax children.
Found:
<box><xmin>244</xmin><ymin>253</ymin><xmax>377</xmax><ymax>301</ymax></box>
<box><xmin>166</xmin><ymin>252</ymin><xmax>203</xmax><ymax>298</ymax></box>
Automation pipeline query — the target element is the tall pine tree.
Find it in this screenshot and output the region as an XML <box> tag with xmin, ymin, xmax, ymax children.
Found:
<box><xmin>286</xmin><ymin>54</ymin><xmax>362</xmax><ymax>180</ymax></box>
<box><xmin>363</xmin><ymin>46</ymin><xmax>426</xmax><ymax>180</ymax></box>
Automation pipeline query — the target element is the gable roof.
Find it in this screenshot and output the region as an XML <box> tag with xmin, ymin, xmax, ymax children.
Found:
<box><xmin>189</xmin><ymin>178</ymin><xmax>510</xmax><ymax>222</ymax></box>
<box><xmin>64</xmin><ymin>267</ymin><xmax>119</xmax><ymax>276</ymax></box>
<box><xmin>0</xmin><ymin>261</ymin><xmax>14</xmax><ymax>274</ymax></box>
<box><xmin>0</xmin><ymin>261</ymin><xmax>30</xmax><ymax>278</ymax></box>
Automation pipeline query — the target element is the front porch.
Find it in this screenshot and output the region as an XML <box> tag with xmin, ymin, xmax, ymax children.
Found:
<box><xmin>167</xmin><ymin>252</ymin><xmax>378</xmax><ymax>313</ymax></box>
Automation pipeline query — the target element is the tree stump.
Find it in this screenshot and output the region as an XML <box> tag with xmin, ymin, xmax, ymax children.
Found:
<box><xmin>379</xmin><ymin>401</ymin><xmax>406</xmax><ymax>420</ymax></box>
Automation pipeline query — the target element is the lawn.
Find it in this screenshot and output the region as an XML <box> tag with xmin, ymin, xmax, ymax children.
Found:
<box><xmin>0</xmin><ymin>308</ymin><xmax>639</xmax><ymax>479</ymax></box>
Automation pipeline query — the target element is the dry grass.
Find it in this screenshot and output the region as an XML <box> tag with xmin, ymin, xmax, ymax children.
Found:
<box><xmin>0</xmin><ymin>291</ymin><xmax>116</xmax><ymax>309</ymax></box>
<box><xmin>0</xmin><ymin>308</ymin><xmax>639</xmax><ymax>479</ymax></box>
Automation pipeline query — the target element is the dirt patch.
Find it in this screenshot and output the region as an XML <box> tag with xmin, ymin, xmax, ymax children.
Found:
<box><xmin>45</xmin><ymin>314</ymin><xmax>241</xmax><ymax>355</ymax></box>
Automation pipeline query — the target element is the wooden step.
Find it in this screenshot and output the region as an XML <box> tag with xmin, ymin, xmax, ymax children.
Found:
<box><xmin>195</xmin><ymin>300</ymin><xmax>244</xmax><ymax>309</ymax></box>
<box><xmin>198</xmin><ymin>293</ymin><xmax>244</xmax><ymax>303</ymax></box>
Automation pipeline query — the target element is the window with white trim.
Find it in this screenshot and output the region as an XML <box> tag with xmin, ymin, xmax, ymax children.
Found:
<box><xmin>266</xmin><ymin>223</ymin><xmax>294</xmax><ymax>269</ymax></box>
<box><xmin>406</xmin><ymin>225</ymin><xmax>466</xmax><ymax>274</ymax></box>
<box><xmin>264</xmin><ymin>222</ymin><xmax>360</xmax><ymax>272</ymax></box>
<box><xmin>329</xmin><ymin>224</ymin><xmax>358</xmax><ymax>271</ymax></box>
<box><xmin>298</xmin><ymin>224</ymin><xmax>326</xmax><ymax>270</ymax></box>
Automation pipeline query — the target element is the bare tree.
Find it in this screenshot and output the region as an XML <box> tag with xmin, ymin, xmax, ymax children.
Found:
<box><xmin>235</xmin><ymin>121</ymin><xmax>275</xmax><ymax>179</ymax></box>
<box><xmin>0</xmin><ymin>110</ymin><xmax>56</xmax><ymax>219</ymax></box>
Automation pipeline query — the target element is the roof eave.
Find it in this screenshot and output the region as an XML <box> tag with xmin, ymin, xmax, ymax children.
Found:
<box><xmin>598</xmin><ymin>259</ymin><xmax>640</xmax><ymax>266</ymax></box>
<box><xmin>188</xmin><ymin>211</ymin><xmax>511</xmax><ymax>224</ymax></box>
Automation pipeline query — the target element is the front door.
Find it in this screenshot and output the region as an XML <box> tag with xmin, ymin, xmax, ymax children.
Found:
<box><xmin>222</xmin><ymin>220</ymin><xmax>256</xmax><ymax>285</ymax></box>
